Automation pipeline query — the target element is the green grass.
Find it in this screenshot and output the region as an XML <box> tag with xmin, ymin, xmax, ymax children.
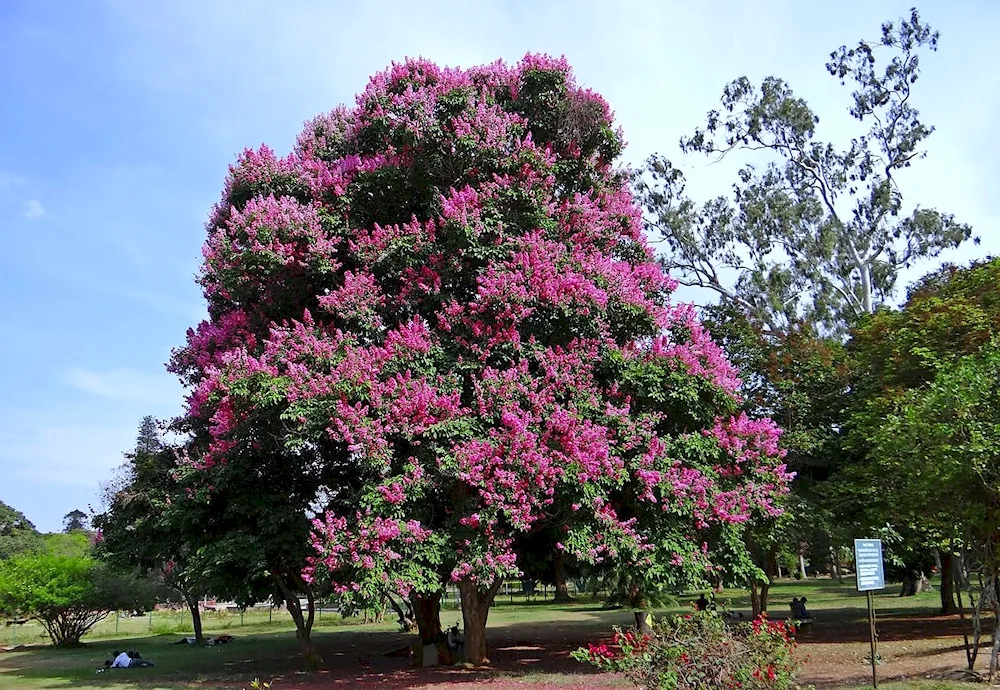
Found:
<box><xmin>0</xmin><ymin>577</ymin><xmax>970</xmax><ymax>689</ymax></box>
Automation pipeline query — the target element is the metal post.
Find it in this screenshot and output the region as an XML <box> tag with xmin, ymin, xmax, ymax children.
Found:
<box><xmin>867</xmin><ymin>590</ymin><xmax>878</xmax><ymax>688</ymax></box>
<box><xmin>269</xmin><ymin>606</ymin><xmax>273</xmax><ymax>623</ymax></box>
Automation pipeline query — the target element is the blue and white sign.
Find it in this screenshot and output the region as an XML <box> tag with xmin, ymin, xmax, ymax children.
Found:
<box><xmin>854</xmin><ymin>539</ymin><xmax>885</xmax><ymax>591</ymax></box>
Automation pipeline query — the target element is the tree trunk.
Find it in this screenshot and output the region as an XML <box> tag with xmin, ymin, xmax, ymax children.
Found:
<box><xmin>185</xmin><ymin>594</ymin><xmax>205</xmax><ymax>645</ymax></box>
<box><xmin>553</xmin><ymin>551</ymin><xmax>572</xmax><ymax>603</ymax></box>
<box><xmin>748</xmin><ymin>577</ymin><xmax>763</xmax><ymax>618</ymax></box>
<box><xmin>798</xmin><ymin>553</ymin><xmax>807</xmax><ymax>580</ymax></box>
<box><xmin>411</xmin><ymin>591</ymin><xmax>451</xmax><ymax>666</ymax></box>
<box><xmin>940</xmin><ymin>552</ymin><xmax>957</xmax><ymax>614</ymax></box>
<box><xmin>634</xmin><ymin>610</ymin><xmax>653</xmax><ymax>634</ymax></box>
<box><xmin>991</xmin><ymin>596</ymin><xmax>1000</xmax><ymax>680</ymax></box>
<box><xmin>413</xmin><ymin>593</ymin><xmax>442</xmax><ymax>641</ymax></box>
<box><xmin>387</xmin><ymin>594</ymin><xmax>415</xmax><ymax>632</ymax></box>
<box><xmin>458</xmin><ymin>578</ymin><xmax>502</xmax><ymax>665</ymax></box>
<box><xmin>989</xmin><ymin>571</ymin><xmax>1000</xmax><ymax>680</ymax></box>
<box><xmin>273</xmin><ymin>572</ymin><xmax>322</xmax><ymax>666</ymax></box>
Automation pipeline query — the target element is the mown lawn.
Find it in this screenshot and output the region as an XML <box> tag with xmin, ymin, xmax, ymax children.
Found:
<box><xmin>0</xmin><ymin>577</ymin><xmax>986</xmax><ymax>689</ymax></box>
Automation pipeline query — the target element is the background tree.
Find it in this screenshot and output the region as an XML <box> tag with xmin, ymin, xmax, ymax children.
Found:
<box><xmin>637</xmin><ymin>8</ymin><xmax>973</xmax><ymax>336</ymax></box>
<box><xmin>0</xmin><ymin>501</ymin><xmax>43</xmax><ymax>560</ymax></box>
<box><xmin>857</xmin><ymin>340</ymin><xmax>1000</xmax><ymax>673</ymax></box>
<box><xmin>173</xmin><ymin>55</ymin><xmax>791</xmax><ymax>665</ymax></box>
<box><xmin>94</xmin><ymin>418</ymin><xmax>211</xmax><ymax>644</ymax></box>
<box><xmin>834</xmin><ymin>258</ymin><xmax>1000</xmax><ymax>614</ymax></box>
<box><xmin>0</xmin><ymin>554</ymin><xmax>156</xmax><ymax>647</ymax></box>
<box><xmin>700</xmin><ymin>304</ymin><xmax>850</xmax><ymax>612</ymax></box>
<box><xmin>62</xmin><ymin>510</ymin><xmax>89</xmax><ymax>533</ymax></box>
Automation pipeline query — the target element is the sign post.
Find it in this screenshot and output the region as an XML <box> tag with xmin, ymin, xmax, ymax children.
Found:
<box><xmin>854</xmin><ymin>539</ymin><xmax>885</xmax><ymax>688</ymax></box>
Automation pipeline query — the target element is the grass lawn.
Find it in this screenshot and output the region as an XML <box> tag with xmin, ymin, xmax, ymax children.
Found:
<box><xmin>0</xmin><ymin>577</ymin><xmax>989</xmax><ymax>689</ymax></box>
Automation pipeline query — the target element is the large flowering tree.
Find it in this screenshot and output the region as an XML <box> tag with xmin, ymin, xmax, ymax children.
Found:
<box><xmin>172</xmin><ymin>55</ymin><xmax>791</xmax><ymax>665</ymax></box>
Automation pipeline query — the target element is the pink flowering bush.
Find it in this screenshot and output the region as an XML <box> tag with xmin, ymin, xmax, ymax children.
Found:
<box><xmin>572</xmin><ymin>612</ymin><xmax>804</xmax><ymax>690</ymax></box>
<box><xmin>170</xmin><ymin>54</ymin><xmax>791</xmax><ymax>663</ymax></box>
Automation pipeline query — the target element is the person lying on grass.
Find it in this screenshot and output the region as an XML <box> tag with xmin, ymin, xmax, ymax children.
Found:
<box><xmin>105</xmin><ymin>650</ymin><xmax>156</xmax><ymax>668</ymax></box>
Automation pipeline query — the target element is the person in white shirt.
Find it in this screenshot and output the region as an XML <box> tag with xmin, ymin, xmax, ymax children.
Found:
<box><xmin>111</xmin><ymin>651</ymin><xmax>132</xmax><ymax>668</ymax></box>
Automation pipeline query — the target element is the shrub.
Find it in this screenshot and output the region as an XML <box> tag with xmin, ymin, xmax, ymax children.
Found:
<box><xmin>572</xmin><ymin>610</ymin><xmax>804</xmax><ymax>690</ymax></box>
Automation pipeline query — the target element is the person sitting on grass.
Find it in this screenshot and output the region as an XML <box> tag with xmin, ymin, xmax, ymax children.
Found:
<box><xmin>695</xmin><ymin>593</ymin><xmax>710</xmax><ymax>611</ymax></box>
<box><xmin>789</xmin><ymin>597</ymin><xmax>813</xmax><ymax>622</ymax></box>
<box><xmin>797</xmin><ymin>597</ymin><xmax>811</xmax><ymax>619</ymax></box>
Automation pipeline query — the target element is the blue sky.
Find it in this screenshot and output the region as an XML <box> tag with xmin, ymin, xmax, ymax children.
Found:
<box><xmin>1</xmin><ymin>0</ymin><xmax>997</xmax><ymax>533</ymax></box>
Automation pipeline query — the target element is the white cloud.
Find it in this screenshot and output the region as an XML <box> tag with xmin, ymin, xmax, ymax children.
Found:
<box><xmin>68</xmin><ymin>367</ymin><xmax>183</xmax><ymax>407</ymax></box>
<box><xmin>21</xmin><ymin>199</ymin><xmax>45</xmax><ymax>219</ymax></box>
<box><xmin>0</xmin><ymin>171</ymin><xmax>24</xmax><ymax>188</ymax></box>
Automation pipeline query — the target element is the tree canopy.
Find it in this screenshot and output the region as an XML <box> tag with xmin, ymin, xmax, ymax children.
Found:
<box><xmin>0</xmin><ymin>553</ymin><xmax>157</xmax><ymax>646</ymax></box>
<box><xmin>170</xmin><ymin>54</ymin><xmax>791</xmax><ymax>663</ymax></box>
<box><xmin>0</xmin><ymin>501</ymin><xmax>42</xmax><ymax>560</ymax></box>
<box><xmin>637</xmin><ymin>8</ymin><xmax>974</xmax><ymax>335</ymax></box>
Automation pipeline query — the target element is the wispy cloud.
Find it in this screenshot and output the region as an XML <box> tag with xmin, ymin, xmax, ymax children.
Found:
<box><xmin>0</xmin><ymin>172</ymin><xmax>24</xmax><ymax>188</ymax></box>
<box><xmin>0</xmin><ymin>421</ymin><xmax>135</xmax><ymax>487</ymax></box>
<box><xmin>21</xmin><ymin>199</ymin><xmax>45</xmax><ymax>219</ymax></box>
<box><xmin>68</xmin><ymin>367</ymin><xmax>183</xmax><ymax>407</ymax></box>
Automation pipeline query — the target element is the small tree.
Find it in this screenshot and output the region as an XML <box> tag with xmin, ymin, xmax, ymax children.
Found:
<box><xmin>865</xmin><ymin>343</ymin><xmax>1000</xmax><ymax>675</ymax></box>
<box><xmin>63</xmin><ymin>510</ymin><xmax>88</xmax><ymax>533</ymax></box>
<box><xmin>0</xmin><ymin>554</ymin><xmax>156</xmax><ymax>646</ymax></box>
<box><xmin>95</xmin><ymin>421</ymin><xmax>212</xmax><ymax>645</ymax></box>
<box><xmin>838</xmin><ymin>258</ymin><xmax>1000</xmax><ymax>615</ymax></box>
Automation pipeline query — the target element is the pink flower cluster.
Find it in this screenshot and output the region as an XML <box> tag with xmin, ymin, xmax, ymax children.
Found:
<box><xmin>174</xmin><ymin>54</ymin><xmax>791</xmax><ymax>604</ymax></box>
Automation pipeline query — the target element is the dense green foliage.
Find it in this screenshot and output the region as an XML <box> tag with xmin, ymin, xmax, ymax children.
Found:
<box><xmin>0</xmin><ymin>554</ymin><xmax>156</xmax><ymax>646</ymax></box>
<box><xmin>0</xmin><ymin>501</ymin><xmax>43</xmax><ymax>560</ymax></box>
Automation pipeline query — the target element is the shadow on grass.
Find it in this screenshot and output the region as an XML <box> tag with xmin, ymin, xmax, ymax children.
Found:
<box><xmin>0</xmin><ymin>622</ymin><xmax>620</xmax><ymax>690</ymax></box>
<box><xmin>0</xmin><ymin>585</ymin><xmax>985</xmax><ymax>689</ymax></box>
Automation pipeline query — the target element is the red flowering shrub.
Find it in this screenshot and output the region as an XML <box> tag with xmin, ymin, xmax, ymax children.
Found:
<box><xmin>573</xmin><ymin>611</ymin><xmax>804</xmax><ymax>689</ymax></box>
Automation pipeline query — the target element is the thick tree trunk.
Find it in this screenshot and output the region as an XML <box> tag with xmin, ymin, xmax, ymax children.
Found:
<box><xmin>553</xmin><ymin>551</ymin><xmax>572</xmax><ymax>603</ymax></box>
<box><xmin>798</xmin><ymin>553</ymin><xmax>807</xmax><ymax>580</ymax></box>
<box><xmin>273</xmin><ymin>572</ymin><xmax>322</xmax><ymax>666</ymax></box>
<box><xmin>900</xmin><ymin>571</ymin><xmax>933</xmax><ymax>597</ymax></box>
<box><xmin>458</xmin><ymin>578</ymin><xmax>502</xmax><ymax>665</ymax></box>
<box><xmin>412</xmin><ymin>591</ymin><xmax>442</xmax><ymax>644</ymax></box>
<box><xmin>940</xmin><ymin>552</ymin><xmax>957</xmax><ymax>614</ymax></box>
<box><xmin>185</xmin><ymin>594</ymin><xmax>205</xmax><ymax>644</ymax></box>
